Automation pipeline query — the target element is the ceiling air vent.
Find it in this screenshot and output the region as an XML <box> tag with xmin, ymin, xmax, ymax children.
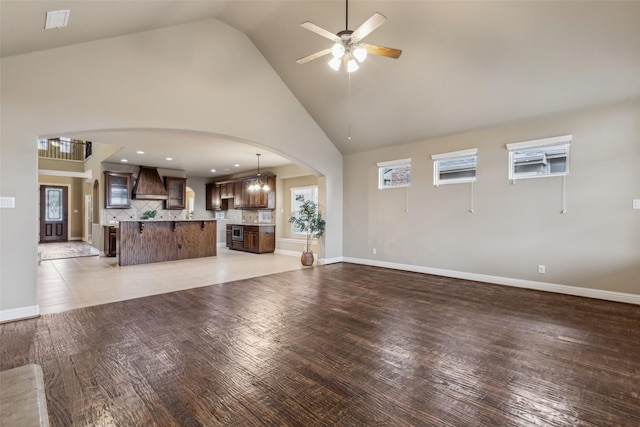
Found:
<box><xmin>45</xmin><ymin>10</ymin><xmax>71</xmax><ymax>30</ymax></box>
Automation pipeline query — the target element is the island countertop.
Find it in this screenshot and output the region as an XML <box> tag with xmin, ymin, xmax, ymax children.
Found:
<box><xmin>118</xmin><ymin>219</ymin><xmax>217</xmax><ymax>266</ymax></box>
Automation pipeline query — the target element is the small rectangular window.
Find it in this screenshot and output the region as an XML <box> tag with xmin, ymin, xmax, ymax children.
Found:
<box><xmin>377</xmin><ymin>158</ymin><xmax>411</xmax><ymax>190</ymax></box>
<box><xmin>432</xmin><ymin>149</ymin><xmax>477</xmax><ymax>186</ymax></box>
<box><xmin>507</xmin><ymin>135</ymin><xmax>571</xmax><ymax>181</ymax></box>
<box><xmin>38</xmin><ymin>139</ymin><xmax>48</xmax><ymax>150</ymax></box>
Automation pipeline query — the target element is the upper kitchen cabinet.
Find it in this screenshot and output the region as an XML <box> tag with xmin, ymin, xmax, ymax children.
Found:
<box><xmin>164</xmin><ymin>176</ymin><xmax>186</xmax><ymax>210</ymax></box>
<box><xmin>244</xmin><ymin>175</ymin><xmax>276</xmax><ymax>209</ymax></box>
<box><xmin>205</xmin><ymin>183</ymin><xmax>229</xmax><ymax>211</ymax></box>
<box><xmin>234</xmin><ymin>180</ymin><xmax>244</xmax><ymax>209</ymax></box>
<box><xmin>219</xmin><ymin>181</ymin><xmax>234</xmax><ymax>199</ymax></box>
<box><xmin>205</xmin><ymin>183</ymin><xmax>221</xmax><ymax>210</ymax></box>
<box><xmin>104</xmin><ymin>171</ymin><xmax>132</xmax><ymax>209</ymax></box>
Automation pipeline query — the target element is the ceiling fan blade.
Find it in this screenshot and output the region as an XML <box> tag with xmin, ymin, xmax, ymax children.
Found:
<box><xmin>363</xmin><ymin>44</ymin><xmax>402</xmax><ymax>59</ymax></box>
<box><xmin>300</xmin><ymin>22</ymin><xmax>339</xmax><ymax>42</ymax></box>
<box><xmin>351</xmin><ymin>12</ymin><xmax>387</xmax><ymax>41</ymax></box>
<box><xmin>296</xmin><ymin>48</ymin><xmax>332</xmax><ymax>64</ymax></box>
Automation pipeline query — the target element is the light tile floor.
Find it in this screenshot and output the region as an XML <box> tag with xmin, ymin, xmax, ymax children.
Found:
<box><xmin>37</xmin><ymin>248</ymin><xmax>304</xmax><ymax>315</ymax></box>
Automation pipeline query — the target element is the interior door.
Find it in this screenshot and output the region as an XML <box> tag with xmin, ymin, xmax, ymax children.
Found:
<box><xmin>40</xmin><ymin>185</ymin><xmax>68</xmax><ymax>242</ymax></box>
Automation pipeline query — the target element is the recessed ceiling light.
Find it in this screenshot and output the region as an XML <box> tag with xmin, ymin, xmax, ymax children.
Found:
<box><xmin>165</xmin><ymin>157</ymin><xmax>173</xmax><ymax>161</ymax></box>
<box><xmin>120</xmin><ymin>159</ymin><xmax>128</xmax><ymax>163</ymax></box>
<box><xmin>210</xmin><ymin>169</ymin><xmax>216</xmax><ymax>173</ymax></box>
<box><xmin>136</xmin><ymin>150</ymin><xmax>144</xmax><ymax>154</ymax></box>
<box><xmin>45</xmin><ymin>10</ymin><xmax>70</xmax><ymax>29</ymax></box>
<box><xmin>234</xmin><ymin>163</ymin><xmax>240</xmax><ymax>167</ymax></box>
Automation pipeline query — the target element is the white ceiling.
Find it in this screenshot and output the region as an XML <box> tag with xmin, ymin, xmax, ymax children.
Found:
<box><xmin>3</xmin><ymin>1</ymin><xmax>640</xmax><ymax>174</ymax></box>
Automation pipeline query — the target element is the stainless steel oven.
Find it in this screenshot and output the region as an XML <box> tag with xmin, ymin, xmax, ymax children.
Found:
<box><xmin>231</xmin><ymin>225</ymin><xmax>243</xmax><ymax>241</ymax></box>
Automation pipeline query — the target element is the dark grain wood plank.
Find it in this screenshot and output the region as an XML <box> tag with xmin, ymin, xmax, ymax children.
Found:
<box><xmin>2</xmin><ymin>263</ymin><xmax>640</xmax><ymax>426</ymax></box>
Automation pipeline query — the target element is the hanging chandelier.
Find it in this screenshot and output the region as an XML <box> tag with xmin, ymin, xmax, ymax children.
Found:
<box><xmin>248</xmin><ymin>153</ymin><xmax>270</xmax><ymax>192</ymax></box>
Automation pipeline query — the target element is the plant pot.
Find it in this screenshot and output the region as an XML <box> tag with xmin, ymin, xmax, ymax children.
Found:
<box><xmin>301</xmin><ymin>251</ymin><xmax>314</xmax><ymax>266</ymax></box>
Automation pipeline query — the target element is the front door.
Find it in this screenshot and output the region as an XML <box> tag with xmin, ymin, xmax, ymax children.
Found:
<box><xmin>40</xmin><ymin>185</ymin><xmax>68</xmax><ymax>242</ymax></box>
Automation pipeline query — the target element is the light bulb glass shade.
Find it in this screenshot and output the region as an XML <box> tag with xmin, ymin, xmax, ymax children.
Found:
<box><xmin>347</xmin><ymin>58</ymin><xmax>359</xmax><ymax>73</ymax></box>
<box><xmin>328</xmin><ymin>57</ymin><xmax>341</xmax><ymax>71</ymax></box>
<box><xmin>262</xmin><ymin>184</ymin><xmax>270</xmax><ymax>192</ymax></box>
<box><xmin>353</xmin><ymin>45</ymin><xmax>367</xmax><ymax>63</ymax></box>
<box><xmin>331</xmin><ymin>42</ymin><xmax>345</xmax><ymax>59</ymax></box>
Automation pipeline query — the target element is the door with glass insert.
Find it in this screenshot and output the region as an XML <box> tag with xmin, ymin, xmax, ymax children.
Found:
<box><xmin>39</xmin><ymin>185</ymin><xmax>68</xmax><ymax>242</ymax></box>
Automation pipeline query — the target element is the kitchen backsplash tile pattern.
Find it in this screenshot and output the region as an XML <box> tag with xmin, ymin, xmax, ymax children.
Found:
<box><xmin>105</xmin><ymin>200</ymin><xmax>186</xmax><ymax>224</ymax></box>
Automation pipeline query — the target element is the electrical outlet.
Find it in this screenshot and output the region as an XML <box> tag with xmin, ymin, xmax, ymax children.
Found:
<box><xmin>633</xmin><ymin>199</ymin><xmax>640</xmax><ymax>209</ymax></box>
<box><xmin>538</xmin><ymin>265</ymin><xmax>546</xmax><ymax>274</ymax></box>
<box><xmin>372</xmin><ymin>248</ymin><xmax>377</xmax><ymax>255</ymax></box>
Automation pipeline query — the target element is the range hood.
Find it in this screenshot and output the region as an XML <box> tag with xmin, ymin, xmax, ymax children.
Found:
<box><xmin>132</xmin><ymin>166</ymin><xmax>168</xmax><ymax>200</ymax></box>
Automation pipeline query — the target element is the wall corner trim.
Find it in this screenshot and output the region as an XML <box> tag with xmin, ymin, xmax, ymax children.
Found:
<box><xmin>0</xmin><ymin>305</ymin><xmax>41</xmax><ymax>323</ymax></box>
<box><xmin>342</xmin><ymin>257</ymin><xmax>640</xmax><ymax>305</ymax></box>
<box><xmin>318</xmin><ymin>257</ymin><xmax>344</xmax><ymax>265</ymax></box>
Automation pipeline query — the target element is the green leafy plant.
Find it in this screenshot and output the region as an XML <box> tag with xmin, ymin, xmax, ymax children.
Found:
<box><xmin>141</xmin><ymin>210</ymin><xmax>157</xmax><ymax>220</ymax></box>
<box><xmin>288</xmin><ymin>195</ymin><xmax>326</xmax><ymax>253</ymax></box>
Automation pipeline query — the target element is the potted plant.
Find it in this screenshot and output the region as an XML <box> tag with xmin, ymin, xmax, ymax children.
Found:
<box><xmin>288</xmin><ymin>195</ymin><xmax>326</xmax><ymax>266</ymax></box>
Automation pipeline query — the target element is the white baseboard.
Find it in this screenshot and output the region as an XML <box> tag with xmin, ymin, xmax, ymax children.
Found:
<box><xmin>0</xmin><ymin>305</ymin><xmax>40</xmax><ymax>323</ymax></box>
<box><xmin>318</xmin><ymin>257</ymin><xmax>343</xmax><ymax>265</ymax></box>
<box><xmin>342</xmin><ymin>257</ymin><xmax>640</xmax><ymax>305</ymax></box>
<box><xmin>274</xmin><ymin>249</ymin><xmax>300</xmax><ymax>257</ymax></box>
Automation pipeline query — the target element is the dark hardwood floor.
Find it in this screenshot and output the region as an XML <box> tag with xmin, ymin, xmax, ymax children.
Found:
<box><xmin>2</xmin><ymin>263</ymin><xmax>639</xmax><ymax>426</ymax></box>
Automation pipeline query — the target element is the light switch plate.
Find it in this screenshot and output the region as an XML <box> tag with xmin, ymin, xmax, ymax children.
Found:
<box><xmin>634</xmin><ymin>199</ymin><xmax>640</xmax><ymax>210</ymax></box>
<box><xmin>0</xmin><ymin>197</ymin><xmax>15</xmax><ymax>208</ymax></box>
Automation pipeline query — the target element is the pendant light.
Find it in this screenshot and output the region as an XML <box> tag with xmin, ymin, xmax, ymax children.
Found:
<box><xmin>249</xmin><ymin>153</ymin><xmax>270</xmax><ymax>192</ymax></box>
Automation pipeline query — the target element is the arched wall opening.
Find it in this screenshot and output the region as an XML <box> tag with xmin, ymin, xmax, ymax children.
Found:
<box><xmin>1</xmin><ymin>18</ymin><xmax>343</xmax><ymax>318</ymax></box>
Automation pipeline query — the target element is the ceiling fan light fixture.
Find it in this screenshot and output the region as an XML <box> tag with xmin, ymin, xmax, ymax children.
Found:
<box><xmin>347</xmin><ymin>58</ymin><xmax>359</xmax><ymax>73</ymax></box>
<box><xmin>353</xmin><ymin>45</ymin><xmax>367</xmax><ymax>63</ymax></box>
<box><xmin>328</xmin><ymin>57</ymin><xmax>342</xmax><ymax>71</ymax></box>
<box><xmin>331</xmin><ymin>42</ymin><xmax>345</xmax><ymax>59</ymax></box>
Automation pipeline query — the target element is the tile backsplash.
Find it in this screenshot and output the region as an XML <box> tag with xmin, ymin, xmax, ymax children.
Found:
<box><xmin>105</xmin><ymin>200</ymin><xmax>186</xmax><ymax>224</ymax></box>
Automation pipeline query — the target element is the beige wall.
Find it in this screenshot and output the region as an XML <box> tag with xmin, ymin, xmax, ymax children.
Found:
<box><xmin>344</xmin><ymin>99</ymin><xmax>640</xmax><ymax>296</ymax></box>
<box><xmin>0</xmin><ymin>19</ymin><xmax>343</xmax><ymax>318</ymax></box>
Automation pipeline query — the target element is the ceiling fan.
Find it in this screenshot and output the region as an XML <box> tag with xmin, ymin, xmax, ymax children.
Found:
<box><xmin>296</xmin><ymin>0</ymin><xmax>402</xmax><ymax>73</ymax></box>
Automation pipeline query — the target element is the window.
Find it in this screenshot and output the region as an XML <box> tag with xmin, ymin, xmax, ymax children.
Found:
<box><xmin>377</xmin><ymin>158</ymin><xmax>411</xmax><ymax>190</ymax></box>
<box><xmin>59</xmin><ymin>138</ymin><xmax>72</xmax><ymax>154</ymax></box>
<box><xmin>291</xmin><ymin>186</ymin><xmax>318</xmax><ymax>235</ymax></box>
<box><xmin>37</xmin><ymin>139</ymin><xmax>48</xmax><ymax>150</ymax></box>
<box><xmin>432</xmin><ymin>149</ymin><xmax>477</xmax><ymax>186</ymax></box>
<box><xmin>507</xmin><ymin>135</ymin><xmax>571</xmax><ymax>180</ymax></box>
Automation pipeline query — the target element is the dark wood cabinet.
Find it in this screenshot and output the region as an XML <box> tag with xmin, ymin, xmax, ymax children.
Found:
<box><xmin>243</xmin><ymin>175</ymin><xmax>276</xmax><ymax>209</ymax></box>
<box><xmin>208</xmin><ymin>175</ymin><xmax>276</xmax><ymax>210</ymax></box>
<box><xmin>206</xmin><ymin>183</ymin><xmax>221</xmax><ymax>210</ymax></box>
<box><xmin>104</xmin><ymin>226</ymin><xmax>118</xmax><ymax>257</ymax></box>
<box><xmin>220</xmin><ymin>181</ymin><xmax>234</xmax><ymax>199</ymax></box>
<box><xmin>206</xmin><ymin>184</ymin><xmax>229</xmax><ymax>211</ymax></box>
<box><xmin>104</xmin><ymin>171</ymin><xmax>132</xmax><ymax>209</ymax></box>
<box><xmin>243</xmin><ymin>226</ymin><xmax>259</xmax><ymax>252</ymax></box>
<box><xmin>234</xmin><ymin>180</ymin><xmax>244</xmax><ymax>209</ymax></box>
<box><xmin>228</xmin><ymin>224</ymin><xmax>275</xmax><ymax>254</ymax></box>
<box><xmin>164</xmin><ymin>177</ymin><xmax>186</xmax><ymax>210</ymax></box>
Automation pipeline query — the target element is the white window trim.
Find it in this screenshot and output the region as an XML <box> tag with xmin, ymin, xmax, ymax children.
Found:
<box><xmin>431</xmin><ymin>148</ymin><xmax>478</xmax><ymax>187</ymax></box>
<box><xmin>377</xmin><ymin>158</ymin><xmax>411</xmax><ymax>190</ymax></box>
<box><xmin>290</xmin><ymin>185</ymin><xmax>318</xmax><ymax>236</ymax></box>
<box><xmin>506</xmin><ymin>135</ymin><xmax>571</xmax><ymax>181</ymax></box>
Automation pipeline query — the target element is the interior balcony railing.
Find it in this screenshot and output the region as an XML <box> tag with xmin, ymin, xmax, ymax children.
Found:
<box><xmin>38</xmin><ymin>138</ymin><xmax>92</xmax><ymax>162</ymax></box>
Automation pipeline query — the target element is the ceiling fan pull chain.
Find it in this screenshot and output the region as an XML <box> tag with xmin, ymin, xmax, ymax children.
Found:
<box><xmin>348</xmin><ymin>72</ymin><xmax>352</xmax><ymax>140</ymax></box>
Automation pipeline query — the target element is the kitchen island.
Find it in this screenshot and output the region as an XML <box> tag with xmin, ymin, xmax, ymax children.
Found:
<box><xmin>119</xmin><ymin>219</ymin><xmax>217</xmax><ymax>266</ymax></box>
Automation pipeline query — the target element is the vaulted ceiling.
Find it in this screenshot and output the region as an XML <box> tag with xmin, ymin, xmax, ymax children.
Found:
<box><xmin>3</xmin><ymin>1</ymin><xmax>640</xmax><ymax>174</ymax></box>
